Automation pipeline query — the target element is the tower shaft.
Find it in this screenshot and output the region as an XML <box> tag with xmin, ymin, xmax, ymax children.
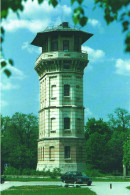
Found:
<box><xmin>31</xmin><ymin>22</ymin><xmax>93</xmax><ymax>173</ymax></box>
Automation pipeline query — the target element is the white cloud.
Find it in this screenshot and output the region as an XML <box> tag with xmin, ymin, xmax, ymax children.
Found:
<box><xmin>88</xmin><ymin>19</ymin><xmax>100</xmax><ymax>27</ymax></box>
<box><xmin>82</xmin><ymin>46</ymin><xmax>105</xmax><ymax>62</ymax></box>
<box><xmin>0</xmin><ymin>65</ymin><xmax>26</xmax><ymax>111</ymax></box>
<box><xmin>22</xmin><ymin>41</ymin><xmax>41</xmax><ymax>54</ymax></box>
<box><xmin>7</xmin><ymin>65</ymin><xmax>26</xmax><ymax>80</ymax></box>
<box><xmin>1</xmin><ymin>63</ymin><xmax>26</xmax><ymax>94</ymax></box>
<box><xmin>84</xmin><ymin>107</ymin><xmax>93</xmax><ymax>122</ymax></box>
<box><xmin>88</xmin><ymin>18</ymin><xmax>104</xmax><ymax>33</ymax></box>
<box><xmin>62</xmin><ymin>5</ymin><xmax>72</xmax><ymax>15</ymax></box>
<box><xmin>85</xmin><ymin>107</ymin><xmax>93</xmax><ymax>116</ymax></box>
<box><xmin>1</xmin><ymin>100</ymin><xmax>8</xmax><ymax>107</ymax></box>
<box><xmin>115</xmin><ymin>59</ymin><xmax>130</xmax><ymax>76</ymax></box>
<box><xmin>2</xmin><ymin>0</ymin><xmax>72</xmax><ymax>33</ymax></box>
<box><xmin>0</xmin><ymin>82</ymin><xmax>19</xmax><ymax>91</ymax></box>
<box><xmin>2</xmin><ymin>19</ymin><xmax>48</xmax><ymax>33</ymax></box>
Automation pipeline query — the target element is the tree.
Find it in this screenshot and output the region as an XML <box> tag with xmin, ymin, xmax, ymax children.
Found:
<box><xmin>105</xmin><ymin>129</ymin><xmax>126</xmax><ymax>173</ymax></box>
<box><xmin>108</xmin><ymin>108</ymin><xmax>130</xmax><ymax>174</ymax></box>
<box><xmin>85</xmin><ymin>118</ymin><xmax>112</xmax><ymax>140</ymax></box>
<box><xmin>1</xmin><ymin>0</ymin><xmax>129</xmax><ymax>77</ymax></box>
<box><xmin>108</xmin><ymin>108</ymin><xmax>130</xmax><ymax>131</ymax></box>
<box><xmin>85</xmin><ymin>108</ymin><xmax>130</xmax><ymax>174</ymax></box>
<box><xmin>85</xmin><ymin>118</ymin><xmax>112</xmax><ymax>172</ymax></box>
<box><xmin>1</xmin><ymin>113</ymin><xmax>38</xmax><ymax>173</ymax></box>
<box><xmin>123</xmin><ymin>136</ymin><xmax>130</xmax><ymax>170</ymax></box>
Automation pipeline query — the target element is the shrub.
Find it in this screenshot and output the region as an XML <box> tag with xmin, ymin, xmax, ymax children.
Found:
<box><xmin>3</xmin><ymin>167</ymin><xmax>61</xmax><ymax>177</ymax></box>
<box><xmin>50</xmin><ymin>168</ymin><xmax>61</xmax><ymax>178</ymax></box>
<box><xmin>85</xmin><ymin>169</ymin><xmax>104</xmax><ymax>177</ymax></box>
<box><xmin>22</xmin><ymin>169</ymin><xmax>32</xmax><ymax>175</ymax></box>
<box><xmin>52</xmin><ymin>168</ymin><xmax>61</xmax><ymax>176</ymax></box>
<box><xmin>3</xmin><ymin>167</ymin><xmax>21</xmax><ymax>175</ymax></box>
<box><xmin>111</xmin><ymin>170</ymin><xmax>122</xmax><ymax>176</ymax></box>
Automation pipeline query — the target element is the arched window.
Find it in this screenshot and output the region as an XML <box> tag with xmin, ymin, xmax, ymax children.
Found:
<box><xmin>64</xmin><ymin>117</ymin><xmax>70</xmax><ymax>129</ymax></box>
<box><xmin>42</xmin><ymin>147</ymin><xmax>44</xmax><ymax>161</ymax></box>
<box><xmin>64</xmin><ymin>84</ymin><xmax>70</xmax><ymax>96</ymax></box>
<box><xmin>51</xmin><ymin>85</ymin><xmax>56</xmax><ymax>98</ymax></box>
<box><xmin>64</xmin><ymin>146</ymin><xmax>70</xmax><ymax>159</ymax></box>
<box><xmin>49</xmin><ymin>146</ymin><xmax>55</xmax><ymax>160</ymax></box>
<box><xmin>51</xmin><ymin>118</ymin><xmax>56</xmax><ymax>131</ymax></box>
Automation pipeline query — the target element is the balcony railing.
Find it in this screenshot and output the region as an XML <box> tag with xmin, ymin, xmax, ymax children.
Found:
<box><xmin>36</xmin><ymin>51</ymin><xmax>88</xmax><ymax>64</ymax></box>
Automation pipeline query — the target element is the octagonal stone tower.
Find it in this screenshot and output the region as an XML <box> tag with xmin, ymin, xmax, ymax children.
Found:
<box><xmin>31</xmin><ymin>22</ymin><xmax>93</xmax><ymax>173</ymax></box>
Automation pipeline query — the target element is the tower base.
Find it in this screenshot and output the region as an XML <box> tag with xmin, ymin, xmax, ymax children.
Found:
<box><xmin>36</xmin><ymin>162</ymin><xmax>86</xmax><ymax>173</ymax></box>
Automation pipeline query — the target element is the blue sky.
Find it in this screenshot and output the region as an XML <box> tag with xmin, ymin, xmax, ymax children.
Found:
<box><xmin>1</xmin><ymin>0</ymin><xmax>130</xmax><ymax>122</ymax></box>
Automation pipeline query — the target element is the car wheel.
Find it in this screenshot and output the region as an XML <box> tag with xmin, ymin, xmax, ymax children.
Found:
<box><xmin>87</xmin><ymin>182</ymin><xmax>91</xmax><ymax>186</ymax></box>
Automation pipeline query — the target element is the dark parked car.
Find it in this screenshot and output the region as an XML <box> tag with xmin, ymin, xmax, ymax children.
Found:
<box><xmin>61</xmin><ymin>171</ymin><xmax>92</xmax><ymax>186</ymax></box>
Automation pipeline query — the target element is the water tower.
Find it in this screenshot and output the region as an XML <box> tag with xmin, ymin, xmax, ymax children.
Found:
<box><xmin>31</xmin><ymin>22</ymin><xmax>93</xmax><ymax>173</ymax></box>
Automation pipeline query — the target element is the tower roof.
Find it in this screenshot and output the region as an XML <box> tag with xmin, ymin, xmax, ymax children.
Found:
<box><xmin>31</xmin><ymin>22</ymin><xmax>93</xmax><ymax>47</ymax></box>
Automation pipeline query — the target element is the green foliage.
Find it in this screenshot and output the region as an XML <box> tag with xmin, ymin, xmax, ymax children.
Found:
<box><xmin>3</xmin><ymin>69</ymin><xmax>11</xmax><ymax>77</ymax></box>
<box><xmin>85</xmin><ymin>169</ymin><xmax>104</xmax><ymax>177</ymax></box>
<box><xmin>3</xmin><ymin>166</ymin><xmax>61</xmax><ymax>177</ymax></box>
<box><xmin>49</xmin><ymin>0</ymin><xmax>58</xmax><ymax>7</ymax></box>
<box><xmin>1</xmin><ymin>61</ymin><xmax>7</xmax><ymax>68</ymax></box>
<box><xmin>123</xmin><ymin>136</ymin><xmax>130</xmax><ymax>168</ymax></box>
<box><xmin>125</xmin><ymin>32</ymin><xmax>130</xmax><ymax>52</ymax></box>
<box><xmin>93</xmin><ymin>0</ymin><xmax>130</xmax><ymax>52</ymax></box>
<box><xmin>2</xmin><ymin>186</ymin><xmax>97</xmax><ymax>195</ymax></box>
<box><xmin>1</xmin><ymin>113</ymin><xmax>38</xmax><ymax>174</ymax></box>
<box><xmin>85</xmin><ymin>108</ymin><xmax>130</xmax><ymax>174</ymax></box>
<box><xmin>85</xmin><ymin>118</ymin><xmax>112</xmax><ymax>140</ymax></box>
<box><xmin>38</xmin><ymin>0</ymin><xmax>44</xmax><ymax>4</ymax></box>
<box><xmin>4</xmin><ymin>167</ymin><xmax>21</xmax><ymax>175</ymax></box>
<box><xmin>108</xmin><ymin>108</ymin><xmax>130</xmax><ymax>130</ymax></box>
<box><xmin>50</xmin><ymin>168</ymin><xmax>61</xmax><ymax>178</ymax></box>
<box><xmin>111</xmin><ymin>170</ymin><xmax>122</xmax><ymax>176</ymax></box>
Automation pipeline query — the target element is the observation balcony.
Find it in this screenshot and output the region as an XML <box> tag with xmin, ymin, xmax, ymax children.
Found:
<box><xmin>36</xmin><ymin>50</ymin><xmax>88</xmax><ymax>65</ymax></box>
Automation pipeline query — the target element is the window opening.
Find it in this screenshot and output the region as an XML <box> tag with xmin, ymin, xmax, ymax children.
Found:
<box><xmin>64</xmin><ymin>117</ymin><xmax>70</xmax><ymax>129</ymax></box>
<box><xmin>63</xmin><ymin>40</ymin><xmax>69</xmax><ymax>51</ymax></box>
<box><xmin>51</xmin><ymin>85</ymin><xmax>56</xmax><ymax>97</ymax></box>
<box><xmin>64</xmin><ymin>84</ymin><xmax>70</xmax><ymax>96</ymax></box>
<box><xmin>42</xmin><ymin>39</ymin><xmax>48</xmax><ymax>52</ymax></box>
<box><xmin>49</xmin><ymin>146</ymin><xmax>55</xmax><ymax>160</ymax></box>
<box><xmin>64</xmin><ymin>65</ymin><xmax>70</xmax><ymax>69</ymax></box>
<box><xmin>77</xmin><ymin>118</ymin><xmax>81</xmax><ymax>130</ymax></box>
<box><xmin>51</xmin><ymin>118</ymin><xmax>56</xmax><ymax>131</ymax></box>
<box><xmin>51</xmin><ymin>37</ymin><xmax>58</xmax><ymax>51</ymax></box>
<box><xmin>64</xmin><ymin>146</ymin><xmax>70</xmax><ymax>158</ymax></box>
<box><xmin>74</xmin><ymin>36</ymin><xmax>80</xmax><ymax>51</ymax></box>
<box><xmin>42</xmin><ymin>147</ymin><xmax>44</xmax><ymax>161</ymax></box>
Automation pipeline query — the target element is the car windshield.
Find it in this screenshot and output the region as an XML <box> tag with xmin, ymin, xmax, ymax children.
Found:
<box><xmin>73</xmin><ymin>172</ymin><xmax>82</xmax><ymax>176</ymax></box>
<box><xmin>82</xmin><ymin>173</ymin><xmax>87</xmax><ymax>176</ymax></box>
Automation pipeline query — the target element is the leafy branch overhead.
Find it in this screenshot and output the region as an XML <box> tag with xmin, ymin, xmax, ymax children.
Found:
<box><xmin>1</xmin><ymin>0</ymin><xmax>130</xmax><ymax>77</ymax></box>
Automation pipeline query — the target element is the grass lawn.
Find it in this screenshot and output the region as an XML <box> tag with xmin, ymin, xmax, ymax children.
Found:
<box><xmin>1</xmin><ymin>185</ymin><xmax>97</xmax><ymax>195</ymax></box>
<box><xmin>126</xmin><ymin>186</ymin><xmax>130</xmax><ymax>190</ymax></box>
